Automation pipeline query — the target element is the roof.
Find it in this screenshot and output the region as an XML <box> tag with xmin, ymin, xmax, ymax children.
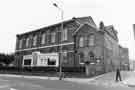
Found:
<box><xmin>119</xmin><ymin>45</ymin><xmax>129</xmax><ymax>52</ymax></box>
<box><xmin>73</xmin><ymin>23</ymin><xmax>97</xmax><ymax>35</ymax></box>
<box><xmin>17</xmin><ymin>16</ymin><xmax>97</xmax><ymax>37</ymax></box>
<box><xmin>104</xmin><ymin>25</ymin><xmax>118</xmax><ymax>41</ymax></box>
<box><xmin>17</xmin><ymin>19</ymin><xmax>75</xmax><ymax>37</ymax></box>
<box><xmin>105</xmin><ymin>25</ymin><xmax>118</xmax><ymax>34</ymax></box>
<box><xmin>73</xmin><ymin>16</ymin><xmax>97</xmax><ymax>27</ymax></box>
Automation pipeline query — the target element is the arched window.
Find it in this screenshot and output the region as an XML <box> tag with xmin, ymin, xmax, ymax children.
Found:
<box><xmin>19</xmin><ymin>39</ymin><xmax>22</xmax><ymax>49</ymax></box>
<box><xmin>79</xmin><ymin>37</ymin><xmax>84</xmax><ymax>47</ymax></box>
<box><xmin>89</xmin><ymin>35</ymin><xmax>95</xmax><ymax>46</ymax></box>
<box><xmin>51</xmin><ymin>32</ymin><xmax>56</xmax><ymax>43</ymax></box>
<box><xmin>26</xmin><ymin>37</ymin><xmax>30</xmax><ymax>47</ymax></box>
<box><xmin>33</xmin><ymin>35</ymin><xmax>37</xmax><ymax>46</ymax></box>
<box><xmin>41</xmin><ymin>33</ymin><xmax>46</xmax><ymax>44</ymax></box>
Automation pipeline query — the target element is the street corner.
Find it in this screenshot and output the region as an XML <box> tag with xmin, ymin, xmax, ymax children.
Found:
<box><xmin>88</xmin><ymin>79</ymin><xmax>127</xmax><ymax>88</ymax></box>
<box><xmin>122</xmin><ymin>77</ymin><xmax>135</xmax><ymax>87</ymax></box>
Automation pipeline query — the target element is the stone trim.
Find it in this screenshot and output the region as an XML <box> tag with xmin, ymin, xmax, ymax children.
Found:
<box><xmin>16</xmin><ymin>42</ymin><xmax>74</xmax><ymax>52</ymax></box>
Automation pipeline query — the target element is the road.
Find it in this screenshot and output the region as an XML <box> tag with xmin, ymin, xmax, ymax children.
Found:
<box><xmin>0</xmin><ymin>76</ymin><xmax>101</xmax><ymax>90</ymax></box>
<box><xmin>0</xmin><ymin>71</ymin><xmax>134</xmax><ymax>90</ymax></box>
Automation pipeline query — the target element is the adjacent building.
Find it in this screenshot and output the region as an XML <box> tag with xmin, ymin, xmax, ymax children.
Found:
<box><xmin>119</xmin><ymin>45</ymin><xmax>129</xmax><ymax>70</ymax></box>
<box><xmin>15</xmin><ymin>16</ymin><xmax>124</xmax><ymax>75</ymax></box>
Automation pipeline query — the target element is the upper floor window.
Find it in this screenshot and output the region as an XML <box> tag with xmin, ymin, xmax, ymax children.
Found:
<box><xmin>51</xmin><ymin>32</ymin><xmax>56</xmax><ymax>43</ymax></box>
<box><xmin>89</xmin><ymin>35</ymin><xmax>95</xmax><ymax>46</ymax></box>
<box><xmin>19</xmin><ymin>39</ymin><xmax>22</xmax><ymax>49</ymax></box>
<box><xmin>79</xmin><ymin>37</ymin><xmax>84</xmax><ymax>47</ymax></box>
<box><xmin>26</xmin><ymin>38</ymin><xmax>30</xmax><ymax>47</ymax></box>
<box><xmin>33</xmin><ymin>35</ymin><xmax>37</xmax><ymax>46</ymax></box>
<box><xmin>61</xmin><ymin>28</ymin><xmax>68</xmax><ymax>41</ymax></box>
<box><xmin>41</xmin><ymin>33</ymin><xmax>46</xmax><ymax>44</ymax></box>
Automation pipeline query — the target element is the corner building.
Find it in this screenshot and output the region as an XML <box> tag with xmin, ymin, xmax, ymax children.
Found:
<box><xmin>15</xmin><ymin>16</ymin><xmax>120</xmax><ymax>75</ymax></box>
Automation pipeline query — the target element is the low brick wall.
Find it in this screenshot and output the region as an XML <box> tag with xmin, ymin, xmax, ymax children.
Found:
<box><xmin>0</xmin><ymin>66</ymin><xmax>85</xmax><ymax>77</ymax></box>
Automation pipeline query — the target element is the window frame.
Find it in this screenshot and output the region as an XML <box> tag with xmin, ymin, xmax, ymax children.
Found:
<box><xmin>19</xmin><ymin>39</ymin><xmax>22</xmax><ymax>49</ymax></box>
<box><xmin>26</xmin><ymin>37</ymin><xmax>30</xmax><ymax>47</ymax></box>
<box><xmin>41</xmin><ymin>33</ymin><xmax>46</xmax><ymax>44</ymax></box>
<box><xmin>62</xmin><ymin>51</ymin><xmax>68</xmax><ymax>63</ymax></box>
<box><xmin>51</xmin><ymin>32</ymin><xmax>56</xmax><ymax>43</ymax></box>
<box><xmin>79</xmin><ymin>37</ymin><xmax>84</xmax><ymax>47</ymax></box>
<box><xmin>23</xmin><ymin>59</ymin><xmax>32</xmax><ymax>66</ymax></box>
<box><xmin>33</xmin><ymin>35</ymin><xmax>37</xmax><ymax>46</ymax></box>
<box><xmin>89</xmin><ymin>34</ymin><xmax>95</xmax><ymax>46</ymax></box>
<box><xmin>23</xmin><ymin>55</ymin><xmax>33</xmax><ymax>67</ymax></box>
<box><xmin>61</xmin><ymin>28</ymin><xmax>68</xmax><ymax>41</ymax></box>
<box><xmin>79</xmin><ymin>53</ymin><xmax>85</xmax><ymax>64</ymax></box>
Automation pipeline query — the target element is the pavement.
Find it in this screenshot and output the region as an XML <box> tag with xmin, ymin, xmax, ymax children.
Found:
<box><xmin>0</xmin><ymin>71</ymin><xmax>134</xmax><ymax>90</ymax></box>
<box><xmin>65</xmin><ymin>71</ymin><xmax>129</xmax><ymax>87</ymax></box>
<box><xmin>122</xmin><ymin>71</ymin><xmax>135</xmax><ymax>87</ymax></box>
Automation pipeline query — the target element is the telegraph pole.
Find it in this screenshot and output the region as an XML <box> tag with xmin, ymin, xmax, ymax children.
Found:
<box><xmin>53</xmin><ymin>3</ymin><xmax>64</xmax><ymax>80</ymax></box>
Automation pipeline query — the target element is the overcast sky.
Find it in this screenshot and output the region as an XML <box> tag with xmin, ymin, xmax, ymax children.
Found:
<box><xmin>0</xmin><ymin>0</ymin><xmax>135</xmax><ymax>60</ymax></box>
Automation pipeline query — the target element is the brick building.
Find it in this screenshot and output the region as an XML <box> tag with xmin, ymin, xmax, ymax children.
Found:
<box><xmin>15</xmin><ymin>16</ymin><xmax>120</xmax><ymax>75</ymax></box>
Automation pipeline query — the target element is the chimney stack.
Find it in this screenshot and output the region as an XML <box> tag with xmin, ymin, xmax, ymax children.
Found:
<box><xmin>99</xmin><ymin>21</ymin><xmax>104</xmax><ymax>30</ymax></box>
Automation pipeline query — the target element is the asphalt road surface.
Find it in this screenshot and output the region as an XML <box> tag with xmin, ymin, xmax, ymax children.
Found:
<box><xmin>0</xmin><ymin>74</ymin><xmax>134</xmax><ymax>90</ymax></box>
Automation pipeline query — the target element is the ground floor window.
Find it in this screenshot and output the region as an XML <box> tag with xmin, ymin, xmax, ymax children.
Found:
<box><xmin>89</xmin><ymin>52</ymin><xmax>95</xmax><ymax>64</ymax></box>
<box><xmin>23</xmin><ymin>59</ymin><xmax>32</xmax><ymax>66</ymax></box>
<box><xmin>79</xmin><ymin>52</ymin><xmax>84</xmax><ymax>64</ymax></box>
<box><xmin>62</xmin><ymin>51</ymin><xmax>68</xmax><ymax>63</ymax></box>
<box><xmin>90</xmin><ymin>56</ymin><xmax>95</xmax><ymax>61</ymax></box>
<box><xmin>23</xmin><ymin>55</ymin><xmax>33</xmax><ymax>66</ymax></box>
<box><xmin>38</xmin><ymin>53</ymin><xmax>59</xmax><ymax>67</ymax></box>
<box><xmin>48</xmin><ymin>58</ymin><xmax>56</xmax><ymax>65</ymax></box>
<box><xmin>40</xmin><ymin>58</ymin><xmax>48</xmax><ymax>65</ymax></box>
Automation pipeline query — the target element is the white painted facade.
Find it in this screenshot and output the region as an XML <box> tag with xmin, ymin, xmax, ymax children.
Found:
<box><xmin>37</xmin><ymin>53</ymin><xmax>59</xmax><ymax>67</ymax></box>
<box><xmin>22</xmin><ymin>52</ymin><xmax>59</xmax><ymax>67</ymax></box>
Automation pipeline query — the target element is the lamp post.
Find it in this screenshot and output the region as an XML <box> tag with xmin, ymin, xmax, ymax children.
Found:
<box><xmin>53</xmin><ymin>3</ymin><xmax>63</xmax><ymax>80</ymax></box>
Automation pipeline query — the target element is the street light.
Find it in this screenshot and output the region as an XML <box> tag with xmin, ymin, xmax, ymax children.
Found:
<box><xmin>53</xmin><ymin>3</ymin><xmax>63</xmax><ymax>80</ymax></box>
